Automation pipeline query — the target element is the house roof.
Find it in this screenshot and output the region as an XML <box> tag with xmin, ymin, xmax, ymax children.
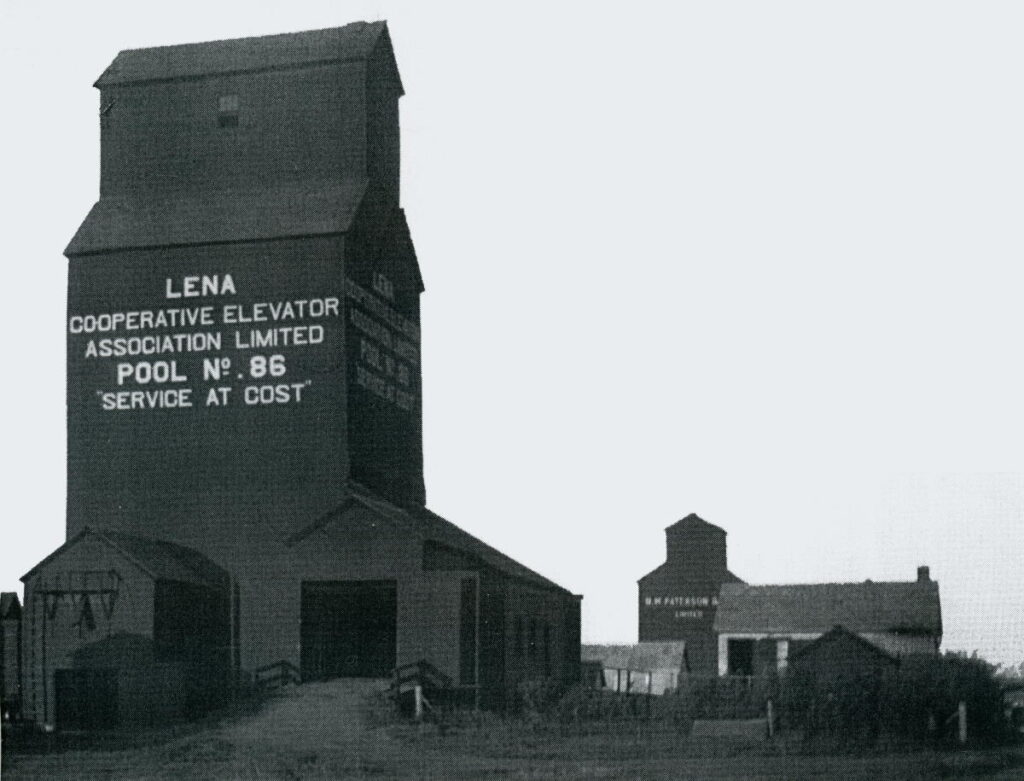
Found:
<box><xmin>0</xmin><ymin>592</ymin><xmax>20</xmax><ymax>620</ymax></box>
<box><xmin>22</xmin><ymin>528</ymin><xmax>227</xmax><ymax>592</ymax></box>
<box><xmin>96</xmin><ymin>22</ymin><xmax>392</xmax><ymax>87</ymax></box>
<box><xmin>582</xmin><ymin>642</ymin><xmax>687</xmax><ymax>672</ymax></box>
<box><xmin>714</xmin><ymin>579</ymin><xmax>942</xmax><ymax>636</ymax></box>
<box><xmin>788</xmin><ymin>625</ymin><xmax>900</xmax><ymax>665</ymax></box>
<box><xmin>65</xmin><ymin>180</ymin><xmax>367</xmax><ymax>256</ymax></box>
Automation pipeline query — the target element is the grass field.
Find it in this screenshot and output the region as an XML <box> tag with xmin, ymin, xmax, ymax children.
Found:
<box><xmin>3</xmin><ymin>680</ymin><xmax>1023</xmax><ymax>780</ymax></box>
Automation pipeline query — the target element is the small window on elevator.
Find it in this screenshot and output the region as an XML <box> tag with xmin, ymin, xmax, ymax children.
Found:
<box><xmin>218</xmin><ymin>94</ymin><xmax>239</xmax><ymax>128</ymax></box>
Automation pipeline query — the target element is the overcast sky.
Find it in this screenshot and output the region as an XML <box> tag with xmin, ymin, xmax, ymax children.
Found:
<box><xmin>1</xmin><ymin>1</ymin><xmax>1022</xmax><ymax>668</ymax></box>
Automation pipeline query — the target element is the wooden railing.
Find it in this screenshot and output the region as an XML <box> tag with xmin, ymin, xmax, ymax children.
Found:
<box><xmin>389</xmin><ymin>660</ymin><xmax>454</xmax><ymax>720</ymax></box>
<box><xmin>253</xmin><ymin>660</ymin><xmax>301</xmax><ymax>690</ymax></box>
<box><xmin>391</xmin><ymin>659</ymin><xmax>452</xmax><ymax>695</ymax></box>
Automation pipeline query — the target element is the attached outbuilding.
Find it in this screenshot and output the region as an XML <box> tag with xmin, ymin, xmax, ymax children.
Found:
<box><xmin>20</xmin><ymin>528</ymin><xmax>230</xmax><ymax>729</ymax></box>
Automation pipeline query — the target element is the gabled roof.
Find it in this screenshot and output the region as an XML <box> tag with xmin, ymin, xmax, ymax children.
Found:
<box><xmin>65</xmin><ymin>181</ymin><xmax>367</xmax><ymax>256</ymax></box>
<box><xmin>96</xmin><ymin>22</ymin><xmax>395</xmax><ymax>87</ymax></box>
<box><xmin>415</xmin><ymin>503</ymin><xmax>574</xmax><ymax>594</ymax></box>
<box><xmin>665</xmin><ymin>513</ymin><xmax>727</xmax><ymax>535</ymax></box>
<box><xmin>789</xmin><ymin>624</ymin><xmax>900</xmax><ymax>665</ymax></box>
<box><xmin>289</xmin><ymin>482</ymin><xmax>577</xmax><ymax>595</ymax></box>
<box><xmin>582</xmin><ymin>642</ymin><xmax>687</xmax><ymax>672</ymax></box>
<box><xmin>0</xmin><ymin>592</ymin><xmax>20</xmax><ymax>620</ymax></box>
<box><xmin>714</xmin><ymin>579</ymin><xmax>942</xmax><ymax>636</ymax></box>
<box><xmin>22</xmin><ymin>528</ymin><xmax>227</xmax><ymax>592</ymax></box>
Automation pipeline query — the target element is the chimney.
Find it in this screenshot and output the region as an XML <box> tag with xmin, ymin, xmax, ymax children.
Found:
<box><xmin>917</xmin><ymin>565</ymin><xmax>930</xmax><ymax>583</ymax></box>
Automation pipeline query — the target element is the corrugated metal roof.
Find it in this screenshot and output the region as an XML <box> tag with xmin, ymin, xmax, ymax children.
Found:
<box><xmin>582</xmin><ymin>642</ymin><xmax>687</xmax><ymax>672</ymax></box>
<box><xmin>714</xmin><ymin>579</ymin><xmax>942</xmax><ymax>635</ymax></box>
<box><xmin>65</xmin><ymin>181</ymin><xmax>366</xmax><ymax>256</ymax></box>
<box><xmin>96</xmin><ymin>22</ymin><xmax>389</xmax><ymax>86</ymax></box>
<box><xmin>0</xmin><ymin>592</ymin><xmax>20</xmax><ymax>619</ymax></box>
<box><xmin>22</xmin><ymin>528</ymin><xmax>227</xmax><ymax>592</ymax></box>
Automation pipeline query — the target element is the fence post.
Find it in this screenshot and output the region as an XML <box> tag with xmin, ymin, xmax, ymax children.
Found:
<box><xmin>415</xmin><ymin>684</ymin><xmax>424</xmax><ymax>722</ymax></box>
<box><xmin>766</xmin><ymin>699</ymin><xmax>775</xmax><ymax>739</ymax></box>
<box><xmin>958</xmin><ymin>701</ymin><xmax>967</xmax><ymax>745</ymax></box>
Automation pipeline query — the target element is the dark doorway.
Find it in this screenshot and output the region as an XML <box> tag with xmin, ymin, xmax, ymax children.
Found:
<box><xmin>727</xmin><ymin>639</ymin><xmax>755</xmax><ymax>676</ymax></box>
<box><xmin>301</xmin><ymin>580</ymin><xmax>397</xmax><ymax>680</ymax></box>
<box><xmin>55</xmin><ymin>668</ymin><xmax>118</xmax><ymax>729</ymax></box>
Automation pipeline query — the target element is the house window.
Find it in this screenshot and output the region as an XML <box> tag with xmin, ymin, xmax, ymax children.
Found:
<box><xmin>218</xmin><ymin>94</ymin><xmax>239</xmax><ymax>128</ymax></box>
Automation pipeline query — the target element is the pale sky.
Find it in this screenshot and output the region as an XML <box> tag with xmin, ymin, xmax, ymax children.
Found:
<box><xmin>1</xmin><ymin>1</ymin><xmax>1022</xmax><ymax>667</ymax></box>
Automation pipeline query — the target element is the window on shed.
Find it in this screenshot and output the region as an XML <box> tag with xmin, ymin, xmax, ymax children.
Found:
<box><xmin>218</xmin><ymin>94</ymin><xmax>239</xmax><ymax>128</ymax></box>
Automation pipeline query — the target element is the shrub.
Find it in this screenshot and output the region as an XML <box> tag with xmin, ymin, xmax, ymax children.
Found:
<box><xmin>782</xmin><ymin>650</ymin><xmax>1010</xmax><ymax>746</ymax></box>
<box><xmin>515</xmin><ymin>677</ymin><xmax>566</xmax><ymax>723</ymax></box>
<box><xmin>882</xmin><ymin>652</ymin><xmax>1008</xmax><ymax>745</ymax></box>
<box><xmin>678</xmin><ymin>674</ymin><xmax>778</xmax><ymax>720</ymax></box>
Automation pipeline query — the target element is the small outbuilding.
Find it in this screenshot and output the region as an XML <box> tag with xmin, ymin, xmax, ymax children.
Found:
<box><xmin>582</xmin><ymin>642</ymin><xmax>688</xmax><ymax>695</ymax></box>
<box><xmin>787</xmin><ymin>625</ymin><xmax>900</xmax><ymax>680</ymax></box>
<box><xmin>784</xmin><ymin>625</ymin><xmax>900</xmax><ymax>739</ymax></box>
<box><xmin>20</xmin><ymin>528</ymin><xmax>230</xmax><ymax>729</ymax></box>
